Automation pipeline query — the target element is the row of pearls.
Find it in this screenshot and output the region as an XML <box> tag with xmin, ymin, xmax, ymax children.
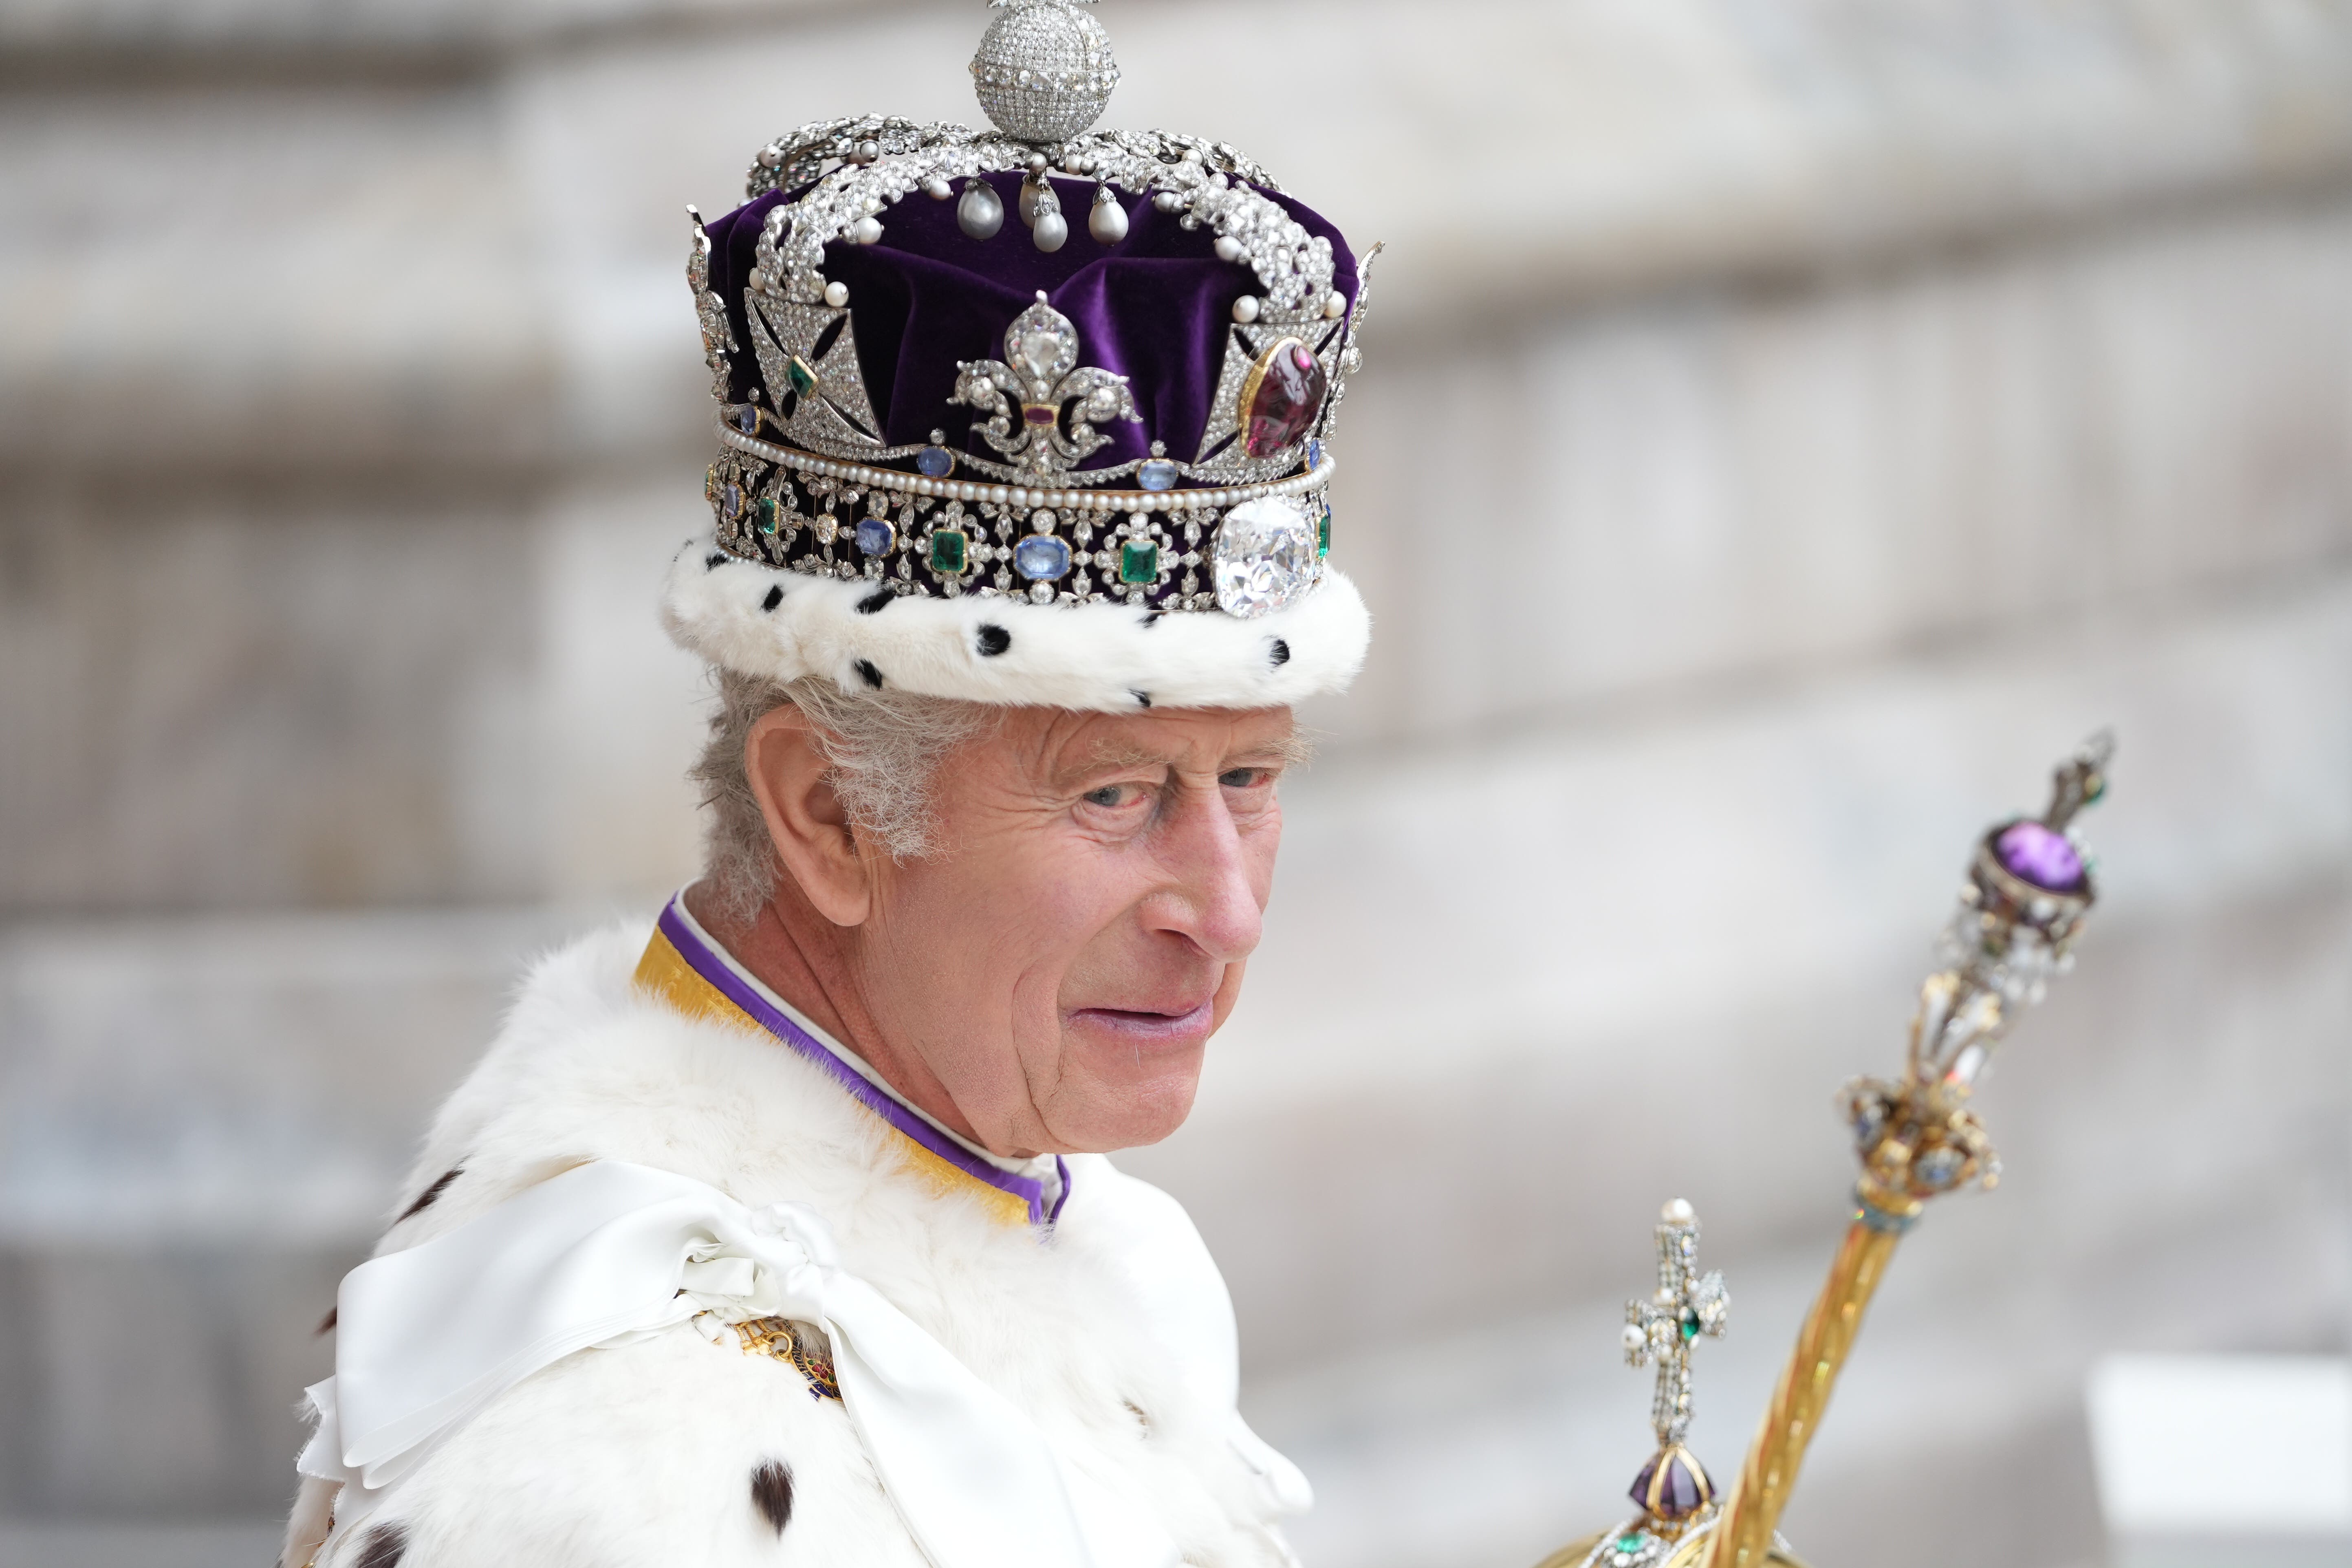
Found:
<box><xmin>716</xmin><ymin>417</ymin><xmax>1333</xmax><ymax>514</ymax></box>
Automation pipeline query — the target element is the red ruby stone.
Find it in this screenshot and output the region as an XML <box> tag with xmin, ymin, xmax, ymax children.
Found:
<box><xmin>1023</xmin><ymin>403</ymin><xmax>1058</xmax><ymax>426</ymax></box>
<box><xmin>1244</xmin><ymin>343</ymin><xmax>1327</xmax><ymax>458</ymax></box>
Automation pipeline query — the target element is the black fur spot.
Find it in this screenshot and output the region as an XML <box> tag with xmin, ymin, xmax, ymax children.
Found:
<box><xmin>751</xmin><ymin>1461</ymin><xmax>795</xmax><ymax>1535</ymax></box>
<box><xmin>1130</xmin><ymin>690</ymin><xmax>1152</xmax><ymax>708</ymax></box>
<box><xmin>396</xmin><ymin>1167</ymin><xmax>462</xmax><ymax>1224</ymax></box>
<box><xmin>1269</xmin><ymin>638</ymin><xmax>1291</xmax><ymax>667</ymax></box>
<box><xmin>761</xmin><ymin>585</ymin><xmax>784</xmax><ymax>612</ymax></box>
<box><xmin>1140</xmin><ymin>611</ymin><xmax>1163</xmax><ymax>628</ymax></box>
<box><xmin>315</xmin><ymin>1306</ymin><xmax>337</xmax><ymax>1337</ymax></box>
<box><xmin>976</xmin><ymin>624</ymin><xmax>1011</xmax><ymax>657</ymax></box>
<box><xmin>705</xmin><ymin>552</ymin><xmax>729</xmax><ymax>571</ymax></box>
<box><xmin>355</xmin><ymin>1523</ymin><xmax>407</xmax><ymax>1568</ymax></box>
<box><xmin>857</xmin><ymin>588</ymin><xmax>896</xmax><ymax>614</ymax></box>
<box><xmin>855</xmin><ymin>659</ymin><xmax>884</xmax><ymax>689</ymax></box>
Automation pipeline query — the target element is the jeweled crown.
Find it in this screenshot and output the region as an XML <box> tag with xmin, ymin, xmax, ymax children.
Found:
<box><xmin>686</xmin><ymin>0</ymin><xmax>1375</xmax><ymax>619</ymax></box>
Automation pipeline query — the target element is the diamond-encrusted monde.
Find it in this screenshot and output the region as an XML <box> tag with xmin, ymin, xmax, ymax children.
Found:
<box><xmin>971</xmin><ymin>0</ymin><xmax>1119</xmax><ymax>144</ymax></box>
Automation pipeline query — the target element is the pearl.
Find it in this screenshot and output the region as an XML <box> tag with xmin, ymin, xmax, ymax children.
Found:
<box><xmin>1661</xmin><ymin>1198</ymin><xmax>1695</xmax><ymax>1224</ymax></box>
<box><xmin>957</xmin><ymin>180</ymin><xmax>1004</xmax><ymax>240</ymax></box>
<box><xmin>747</xmin><ymin>268</ymin><xmax>770</xmax><ymax>293</ymax></box>
<box><xmin>854</xmin><ymin>139</ymin><xmax>880</xmax><ymax>164</ymax></box>
<box><xmin>850</xmin><ymin>216</ymin><xmax>883</xmax><ymax>245</ymax></box>
<box><xmin>1032</xmin><ymin>210</ymin><xmax>1069</xmax><ymax>252</ymax></box>
<box><xmin>1621</xmin><ymin>1324</ymin><xmax>1646</xmax><ymax>1353</ymax></box>
<box><xmin>1026</xmin><ymin>152</ymin><xmax>1048</xmax><ymax>174</ymax></box>
<box><xmin>1231</xmin><ymin>295</ymin><xmax>1260</xmax><ymax>324</ymax></box>
<box><xmin>822</xmin><ymin>280</ymin><xmax>849</xmax><ymax>308</ymax></box>
<box><xmin>922</xmin><ymin>176</ymin><xmax>951</xmax><ymax>200</ymax></box>
<box><xmin>757</xmin><ymin>146</ymin><xmax>783</xmax><ymax>169</ymax></box>
<box><xmin>1088</xmin><ymin>190</ymin><xmax>1128</xmax><ymax>244</ymax></box>
<box><xmin>1324</xmin><ymin>289</ymin><xmax>1347</xmax><ymax>319</ymax></box>
<box><xmin>1213</xmin><ymin>235</ymin><xmax>1243</xmax><ymax>263</ymax></box>
<box><xmin>1152</xmin><ymin>190</ymin><xmax>1182</xmax><ymax>213</ymax></box>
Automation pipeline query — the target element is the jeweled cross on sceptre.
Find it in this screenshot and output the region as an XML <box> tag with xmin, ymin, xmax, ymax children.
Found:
<box><xmin>1619</xmin><ymin>1199</ymin><xmax>1727</xmax><ymax>1524</ymax></box>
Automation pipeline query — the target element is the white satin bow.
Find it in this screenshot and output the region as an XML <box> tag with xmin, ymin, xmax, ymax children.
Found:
<box><xmin>300</xmin><ymin>1160</ymin><xmax>1178</xmax><ymax>1568</ymax></box>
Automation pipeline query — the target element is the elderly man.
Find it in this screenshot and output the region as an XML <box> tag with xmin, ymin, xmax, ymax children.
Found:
<box><xmin>281</xmin><ymin>6</ymin><xmax>1376</xmax><ymax>1567</ymax></box>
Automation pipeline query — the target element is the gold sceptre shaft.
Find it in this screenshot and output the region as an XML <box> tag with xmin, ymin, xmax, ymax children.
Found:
<box><xmin>1703</xmin><ymin>736</ymin><xmax>2113</xmax><ymax>1568</ymax></box>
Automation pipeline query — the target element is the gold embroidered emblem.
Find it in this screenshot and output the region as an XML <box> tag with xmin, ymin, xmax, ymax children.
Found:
<box><xmin>733</xmin><ymin>1316</ymin><xmax>842</xmax><ymax>1401</ymax></box>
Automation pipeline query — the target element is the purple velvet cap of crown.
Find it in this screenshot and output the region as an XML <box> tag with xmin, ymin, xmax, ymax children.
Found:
<box><xmin>703</xmin><ymin>170</ymin><xmax>1360</xmax><ymax>476</ymax></box>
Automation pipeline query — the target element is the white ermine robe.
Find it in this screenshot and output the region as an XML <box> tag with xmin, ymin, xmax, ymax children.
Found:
<box><xmin>282</xmin><ymin>901</ymin><xmax>1307</xmax><ymax>1568</ymax></box>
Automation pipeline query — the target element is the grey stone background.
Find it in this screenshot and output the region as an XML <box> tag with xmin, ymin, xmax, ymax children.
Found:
<box><xmin>2</xmin><ymin>1</ymin><xmax>2348</xmax><ymax>1565</ymax></box>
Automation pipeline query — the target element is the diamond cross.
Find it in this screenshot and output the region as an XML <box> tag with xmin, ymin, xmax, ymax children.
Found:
<box><xmin>1621</xmin><ymin>1198</ymin><xmax>1728</xmax><ymax>1448</ymax></box>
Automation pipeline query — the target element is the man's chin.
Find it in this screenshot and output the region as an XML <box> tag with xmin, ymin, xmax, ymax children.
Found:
<box><xmin>1044</xmin><ymin>1035</ymin><xmax>1207</xmax><ymax>1152</ymax></box>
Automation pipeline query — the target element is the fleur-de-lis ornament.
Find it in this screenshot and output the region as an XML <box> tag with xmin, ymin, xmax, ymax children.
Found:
<box><xmin>953</xmin><ymin>294</ymin><xmax>1141</xmax><ymax>482</ymax></box>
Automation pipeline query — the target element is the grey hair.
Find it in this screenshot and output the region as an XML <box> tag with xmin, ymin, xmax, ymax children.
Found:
<box><xmin>690</xmin><ymin>668</ymin><xmax>996</xmax><ymax>927</ymax></box>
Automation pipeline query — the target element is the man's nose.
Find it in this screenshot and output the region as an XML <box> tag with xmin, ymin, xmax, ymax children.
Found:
<box><xmin>1145</xmin><ymin>784</ymin><xmax>1267</xmax><ymax>963</ymax></box>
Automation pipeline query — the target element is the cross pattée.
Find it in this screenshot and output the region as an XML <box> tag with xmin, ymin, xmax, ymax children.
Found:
<box><xmin>1622</xmin><ymin>1198</ymin><xmax>1729</xmax><ymax>1447</ymax></box>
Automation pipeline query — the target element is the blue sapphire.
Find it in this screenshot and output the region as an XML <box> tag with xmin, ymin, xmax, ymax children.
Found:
<box><xmin>1138</xmin><ymin>458</ymin><xmax>1179</xmax><ymax>492</ymax></box>
<box><xmin>1013</xmin><ymin>534</ymin><xmax>1072</xmax><ymax>581</ymax></box>
<box><xmin>1307</xmin><ymin>437</ymin><xmax>1324</xmax><ymax>468</ymax></box>
<box><xmin>735</xmin><ymin>405</ymin><xmax>760</xmax><ymax>434</ymax></box>
<box><xmin>855</xmin><ymin>517</ymin><xmax>896</xmax><ymax>556</ymax></box>
<box><xmin>723</xmin><ymin>482</ymin><xmax>742</xmax><ymax>517</ymax></box>
<box><xmin>916</xmin><ymin>445</ymin><xmax>954</xmax><ymax>478</ymax></box>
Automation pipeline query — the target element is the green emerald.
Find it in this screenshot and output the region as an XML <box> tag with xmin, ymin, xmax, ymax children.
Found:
<box><xmin>1118</xmin><ymin>539</ymin><xmax>1158</xmax><ymax>584</ymax></box>
<box><xmin>928</xmin><ymin>528</ymin><xmax>969</xmax><ymax>575</ymax></box>
<box><xmin>1614</xmin><ymin>1533</ymin><xmax>1649</xmax><ymax>1555</ymax></box>
<box><xmin>785</xmin><ymin>355</ymin><xmax>820</xmax><ymax>398</ymax></box>
<box><xmin>753</xmin><ymin>497</ymin><xmax>780</xmax><ymax>535</ymax></box>
<box><xmin>1680</xmin><ymin>1316</ymin><xmax>1700</xmax><ymax>1341</ymax></box>
<box><xmin>1316</xmin><ymin>501</ymin><xmax>1331</xmax><ymax>559</ymax></box>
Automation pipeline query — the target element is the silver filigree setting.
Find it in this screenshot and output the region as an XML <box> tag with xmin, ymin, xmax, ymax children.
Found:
<box><xmin>953</xmin><ymin>294</ymin><xmax>1142</xmax><ymax>483</ymax></box>
<box><xmin>687</xmin><ymin>210</ymin><xmax>735</xmax><ymax>404</ymax></box>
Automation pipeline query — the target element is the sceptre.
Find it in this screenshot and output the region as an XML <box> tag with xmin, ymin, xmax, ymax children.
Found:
<box><xmin>1535</xmin><ymin>733</ymin><xmax>2115</xmax><ymax>1568</ymax></box>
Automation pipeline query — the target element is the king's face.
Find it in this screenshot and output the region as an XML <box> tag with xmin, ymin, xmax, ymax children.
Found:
<box><xmin>861</xmin><ymin>704</ymin><xmax>1298</xmax><ymax>1156</ymax></box>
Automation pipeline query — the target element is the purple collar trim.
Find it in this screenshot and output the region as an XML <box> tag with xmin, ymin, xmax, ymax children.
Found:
<box><xmin>656</xmin><ymin>897</ymin><xmax>1069</xmax><ymax>1227</ymax></box>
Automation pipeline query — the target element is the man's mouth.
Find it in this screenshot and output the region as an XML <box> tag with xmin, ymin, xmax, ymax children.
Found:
<box><xmin>1065</xmin><ymin>998</ymin><xmax>1216</xmax><ymax>1046</ymax></box>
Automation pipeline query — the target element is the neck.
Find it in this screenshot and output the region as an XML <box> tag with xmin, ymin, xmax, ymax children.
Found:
<box><xmin>682</xmin><ymin>877</ymin><xmax>991</xmax><ymax>1150</ymax></box>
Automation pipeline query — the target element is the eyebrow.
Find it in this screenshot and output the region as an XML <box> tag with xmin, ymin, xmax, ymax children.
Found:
<box><xmin>1048</xmin><ymin>730</ymin><xmax>1317</xmax><ymax>789</ymax></box>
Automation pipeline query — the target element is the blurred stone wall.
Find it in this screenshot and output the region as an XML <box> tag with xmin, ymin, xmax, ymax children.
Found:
<box><xmin>1</xmin><ymin>2</ymin><xmax>2347</xmax><ymax>1564</ymax></box>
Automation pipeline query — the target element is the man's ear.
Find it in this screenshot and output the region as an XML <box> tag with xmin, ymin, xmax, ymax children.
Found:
<box><xmin>745</xmin><ymin>704</ymin><xmax>873</xmax><ymax>927</ymax></box>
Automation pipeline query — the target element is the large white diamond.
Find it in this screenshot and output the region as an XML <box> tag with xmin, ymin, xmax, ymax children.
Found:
<box><xmin>1211</xmin><ymin>497</ymin><xmax>1319</xmax><ymax>619</ymax></box>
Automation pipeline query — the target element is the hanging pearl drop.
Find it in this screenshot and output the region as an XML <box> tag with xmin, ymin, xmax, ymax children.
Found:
<box><xmin>957</xmin><ymin>179</ymin><xmax>1004</xmax><ymax>240</ymax></box>
<box><xmin>1088</xmin><ymin>187</ymin><xmax>1128</xmax><ymax>244</ymax></box>
<box><xmin>1033</xmin><ymin>209</ymin><xmax>1069</xmax><ymax>253</ymax></box>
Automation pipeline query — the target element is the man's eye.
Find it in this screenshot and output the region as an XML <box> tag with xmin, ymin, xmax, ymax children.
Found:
<box><xmin>1218</xmin><ymin>768</ymin><xmax>1270</xmax><ymax>789</ymax></box>
<box><xmin>1083</xmin><ymin>784</ymin><xmax>1133</xmax><ymax>808</ymax></box>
